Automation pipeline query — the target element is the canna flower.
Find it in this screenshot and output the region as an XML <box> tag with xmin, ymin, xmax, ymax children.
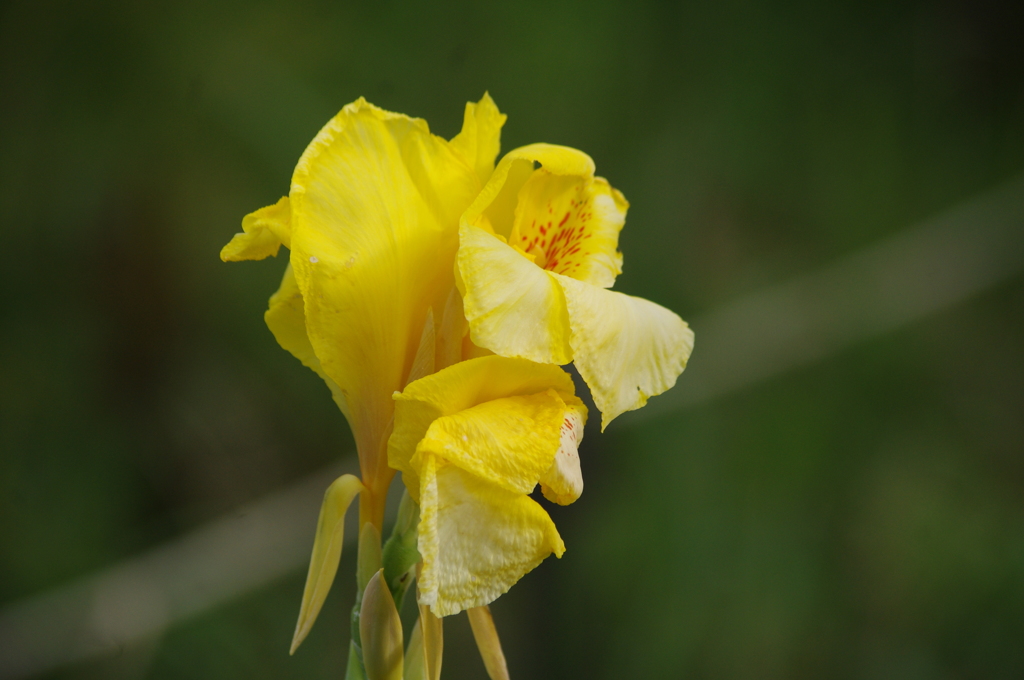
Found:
<box><xmin>220</xmin><ymin>94</ymin><xmax>510</xmax><ymax>652</ymax></box>
<box><xmin>389</xmin><ymin>355</ymin><xmax>587</xmax><ymax>617</ymax></box>
<box><xmin>221</xmin><ymin>95</ymin><xmax>505</xmax><ymax>530</ymax></box>
<box><xmin>221</xmin><ymin>91</ymin><xmax>694</xmax><ymax>677</ymax></box>
<box><xmin>456</xmin><ymin>145</ymin><xmax>694</xmax><ymax>428</ymax></box>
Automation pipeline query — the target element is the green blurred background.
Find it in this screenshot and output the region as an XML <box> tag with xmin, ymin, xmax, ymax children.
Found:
<box><xmin>2</xmin><ymin>0</ymin><xmax>1023</xmax><ymax>678</ymax></box>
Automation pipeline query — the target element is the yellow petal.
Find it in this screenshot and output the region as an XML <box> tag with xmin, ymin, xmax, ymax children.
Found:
<box><xmin>287</xmin><ymin>98</ymin><xmax>481</xmax><ymax>483</ymax></box>
<box><xmin>462</xmin><ymin>143</ymin><xmax>595</xmax><ymax>240</ymax></box>
<box><xmin>265</xmin><ymin>264</ymin><xmax>351</xmax><ymax>421</ymax></box>
<box><xmin>458</xmin><ymin>224</ymin><xmax>572</xmax><ymax>365</ymax></box>
<box><xmin>455</xmin><ymin>145</ymin><xmax>623</xmax><ymax>362</ymax></box>
<box><xmin>417</xmin><ymin>456</ymin><xmax>564</xmax><ymax>617</ymax></box>
<box><xmin>416</xmin><ymin>390</ymin><xmax>566</xmax><ymax>494</ymax></box>
<box><xmin>221</xmin><ymin>196</ymin><xmax>291</xmax><ymax>261</ymax></box>
<box><xmin>291</xmin><ymin>473</ymin><xmax>364</xmax><ymax>654</ymax></box>
<box><xmin>555</xmin><ymin>274</ymin><xmax>695</xmax><ymax>429</ymax></box>
<box><xmin>407</xmin><ymin>309</ymin><xmax>436</xmax><ymax>387</ymax></box>
<box><xmin>449</xmin><ymin>93</ymin><xmax>507</xmax><ymax>186</ymax></box>
<box><xmin>436</xmin><ymin>287</ymin><xmax>468</xmax><ymax>371</ymax></box>
<box><xmin>416</xmin><ymin>598</ymin><xmax>444</xmax><ymax>680</ymax></box>
<box><xmin>360</xmin><ymin>569</ymin><xmax>404</xmax><ymax>680</ymax></box>
<box><xmin>389</xmin><ymin>355</ymin><xmax>576</xmax><ymax>498</ymax></box>
<box><xmin>539</xmin><ymin>398</ymin><xmax>587</xmax><ymax>505</ymax></box>
<box><xmin>403</xmin><ymin>610</ymin><xmax>444</xmax><ymax>680</ymax></box>
<box><xmin>509</xmin><ymin>172</ymin><xmax>627</xmax><ymax>288</ymax></box>
<box><xmin>467</xmin><ymin>606</ymin><xmax>510</xmax><ymax>680</ymax></box>
<box><xmin>403</xmin><ymin>617</ymin><xmax>426</xmax><ymax>680</ymax></box>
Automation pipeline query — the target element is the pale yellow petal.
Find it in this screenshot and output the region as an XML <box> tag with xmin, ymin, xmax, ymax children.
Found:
<box><xmin>467</xmin><ymin>606</ymin><xmax>510</xmax><ymax>680</ymax></box>
<box><xmin>417</xmin><ymin>456</ymin><xmax>564</xmax><ymax>617</ymax></box>
<box><xmin>221</xmin><ymin>196</ymin><xmax>291</xmax><ymax>261</ymax></box>
<box><xmin>404</xmin><ymin>610</ymin><xmax>443</xmax><ymax>680</ymax></box>
<box><xmin>291</xmin><ymin>473</ymin><xmax>364</xmax><ymax>654</ymax></box>
<box><xmin>404</xmin><ymin>617</ymin><xmax>426</xmax><ymax>680</ymax></box>
<box><xmin>539</xmin><ymin>399</ymin><xmax>587</xmax><ymax>505</ymax></box>
<box><xmin>416</xmin><ymin>599</ymin><xmax>444</xmax><ymax>680</ymax></box>
<box><xmin>509</xmin><ymin>172</ymin><xmax>627</xmax><ymax>288</ymax></box>
<box><xmin>555</xmin><ymin>274</ymin><xmax>695</xmax><ymax>429</ymax></box>
<box><xmin>287</xmin><ymin>98</ymin><xmax>480</xmax><ymax>483</ymax></box>
<box><xmin>458</xmin><ymin>224</ymin><xmax>572</xmax><ymax>364</ymax></box>
<box><xmin>264</xmin><ymin>264</ymin><xmax>351</xmax><ymax>421</ymax></box>
<box><xmin>389</xmin><ymin>355</ymin><xmax>576</xmax><ymax>498</ymax></box>
<box><xmin>416</xmin><ymin>390</ymin><xmax>565</xmax><ymax>494</ymax></box>
<box><xmin>449</xmin><ymin>93</ymin><xmax>507</xmax><ymax>186</ymax></box>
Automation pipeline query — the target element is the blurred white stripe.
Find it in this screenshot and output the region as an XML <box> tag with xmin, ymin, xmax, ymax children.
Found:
<box><xmin>1</xmin><ymin>176</ymin><xmax>1022</xmax><ymax>679</ymax></box>
<box><xmin>631</xmin><ymin>174</ymin><xmax>1024</xmax><ymax>420</ymax></box>
<box><xmin>0</xmin><ymin>466</ymin><xmax>347</xmax><ymax>680</ymax></box>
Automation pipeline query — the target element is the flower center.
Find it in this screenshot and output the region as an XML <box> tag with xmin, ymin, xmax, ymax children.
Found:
<box><xmin>508</xmin><ymin>169</ymin><xmax>626</xmax><ymax>288</ymax></box>
<box><xmin>516</xmin><ymin>177</ymin><xmax>593</xmax><ymax>276</ymax></box>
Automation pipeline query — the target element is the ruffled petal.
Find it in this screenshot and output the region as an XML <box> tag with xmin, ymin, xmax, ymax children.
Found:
<box><xmin>288</xmin><ymin>98</ymin><xmax>481</xmax><ymax>480</ymax></box>
<box><xmin>458</xmin><ymin>224</ymin><xmax>572</xmax><ymax>364</ymax></box>
<box><xmin>220</xmin><ymin>196</ymin><xmax>292</xmax><ymax>261</ymax></box>
<box><xmin>416</xmin><ymin>390</ymin><xmax>565</xmax><ymax>494</ymax></box>
<box><xmin>539</xmin><ymin>398</ymin><xmax>587</xmax><ymax>505</ymax></box>
<box><xmin>449</xmin><ymin>93</ymin><xmax>507</xmax><ymax>186</ymax></box>
<box><xmin>389</xmin><ymin>355</ymin><xmax>576</xmax><ymax>499</ymax></box>
<box><xmin>555</xmin><ymin>274</ymin><xmax>695</xmax><ymax>429</ymax></box>
<box><xmin>417</xmin><ymin>456</ymin><xmax>564</xmax><ymax>617</ymax></box>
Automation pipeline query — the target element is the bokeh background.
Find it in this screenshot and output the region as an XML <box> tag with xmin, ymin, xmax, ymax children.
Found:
<box><xmin>2</xmin><ymin>0</ymin><xmax>1023</xmax><ymax>678</ymax></box>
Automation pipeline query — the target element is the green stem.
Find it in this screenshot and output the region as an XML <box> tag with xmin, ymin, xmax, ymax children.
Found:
<box><xmin>347</xmin><ymin>499</ymin><xmax>383</xmax><ymax>678</ymax></box>
<box><xmin>381</xmin><ymin>490</ymin><xmax>421</xmax><ymax>609</ymax></box>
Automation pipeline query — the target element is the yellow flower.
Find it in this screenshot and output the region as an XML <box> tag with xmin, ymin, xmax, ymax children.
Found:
<box><xmin>220</xmin><ymin>92</ymin><xmax>693</xmax><ymax>670</ymax></box>
<box><xmin>389</xmin><ymin>355</ymin><xmax>587</xmax><ymax>617</ymax></box>
<box><xmin>220</xmin><ymin>95</ymin><xmax>506</xmax><ymax>528</ymax></box>
<box><xmin>456</xmin><ymin>145</ymin><xmax>695</xmax><ymax>429</ymax></box>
